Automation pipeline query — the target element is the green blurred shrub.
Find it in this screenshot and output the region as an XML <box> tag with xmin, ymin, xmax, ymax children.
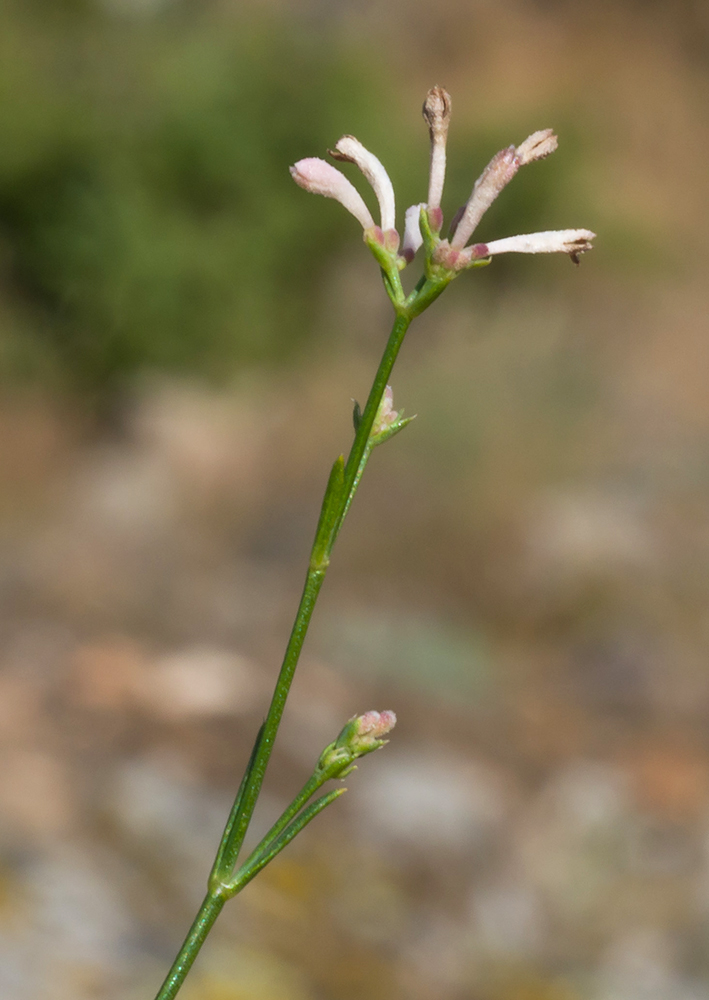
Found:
<box><xmin>0</xmin><ymin>4</ymin><xmax>384</xmax><ymax>395</ymax></box>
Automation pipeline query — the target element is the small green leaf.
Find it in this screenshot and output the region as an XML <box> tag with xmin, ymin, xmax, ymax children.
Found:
<box><xmin>210</xmin><ymin>722</ymin><xmax>265</xmax><ymax>887</ymax></box>
<box><xmin>311</xmin><ymin>454</ymin><xmax>345</xmax><ymax>569</ymax></box>
<box><xmin>370</xmin><ymin>413</ymin><xmax>416</xmax><ymax>447</ymax></box>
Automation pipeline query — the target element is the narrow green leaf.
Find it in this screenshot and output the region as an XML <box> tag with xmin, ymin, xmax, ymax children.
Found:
<box><xmin>311</xmin><ymin>454</ymin><xmax>345</xmax><ymax>568</ymax></box>
<box><xmin>370</xmin><ymin>413</ymin><xmax>417</xmax><ymax>447</ymax></box>
<box><xmin>210</xmin><ymin>722</ymin><xmax>265</xmax><ymax>886</ymax></box>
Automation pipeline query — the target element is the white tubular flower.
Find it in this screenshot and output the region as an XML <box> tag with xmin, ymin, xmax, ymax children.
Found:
<box><xmin>450</xmin><ymin>146</ymin><xmax>519</xmax><ymax>249</ymax></box>
<box><xmin>330</xmin><ymin>135</ymin><xmax>396</xmax><ymax>233</ymax></box>
<box><xmin>401</xmin><ymin>203</ymin><xmax>425</xmax><ymax>263</ymax></box>
<box><xmin>422</xmin><ymin>86</ymin><xmax>452</xmax><ymax>224</ymax></box>
<box><xmin>290</xmin><ymin>158</ymin><xmax>376</xmax><ymax>231</ymax></box>
<box><xmin>464</xmin><ymin>228</ymin><xmax>596</xmax><ymax>264</ymax></box>
<box><xmin>462</xmin><ymin>229</ymin><xmax>596</xmax><ymax>270</ymax></box>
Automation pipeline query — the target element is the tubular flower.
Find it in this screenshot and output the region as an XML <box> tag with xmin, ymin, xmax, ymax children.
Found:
<box><xmin>468</xmin><ymin>229</ymin><xmax>595</xmax><ymax>261</ymax></box>
<box><xmin>422</xmin><ymin>86</ymin><xmax>452</xmax><ymax>231</ymax></box>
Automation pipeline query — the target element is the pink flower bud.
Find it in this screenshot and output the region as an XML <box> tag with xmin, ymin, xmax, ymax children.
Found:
<box><xmin>352</xmin><ymin>710</ymin><xmax>397</xmax><ymax>747</ymax></box>
<box><xmin>318</xmin><ymin>709</ymin><xmax>397</xmax><ymax>777</ymax></box>
<box><xmin>372</xmin><ymin>385</ymin><xmax>399</xmax><ymax>436</ymax></box>
<box><xmin>336</xmin><ymin>709</ymin><xmax>396</xmax><ymax>755</ymax></box>
<box><xmin>290</xmin><ymin>157</ymin><xmax>376</xmax><ymax>231</ymax></box>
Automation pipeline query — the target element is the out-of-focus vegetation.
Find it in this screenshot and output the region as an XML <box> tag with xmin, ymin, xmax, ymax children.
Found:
<box><xmin>0</xmin><ymin>1</ymin><xmax>394</xmax><ymax>393</ymax></box>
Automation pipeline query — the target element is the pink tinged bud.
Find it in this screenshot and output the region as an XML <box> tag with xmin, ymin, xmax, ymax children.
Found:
<box><xmin>422</xmin><ymin>86</ymin><xmax>452</xmax><ymax>213</ymax></box>
<box><xmin>515</xmin><ymin>129</ymin><xmax>558</xmax><ymax>165</ymax></box>
<box><xmin>290</xmin><ymin>158</ymin><xmax>375</xmax><ymax>230</ymax></box>
<box><xmin>383</xmin><ymin>228</ymin><xmax>400</xmax><ymax>253</ymax></box>
<box><xmin>372</xmin><ymin>385</ymin><xmax>399</xmax><ymax>436</ymax></box>
<box><xmin>427</xmin><ymin>206</ymin><xmax>444</xmax><ymax>232</ymax></box>
<box><xmin>450</xmin><ymin>146</ymin><xmax>519</xmax><ymax>249</ymax></box>
<box><xmin>401</xmin><ymin>203</ymin><xmax>425</xmax><ymax>263</ymax></box>
<box><xmin>482</xmin><ymin>229</ymin><xmax>596</xmax><ymax>256</ymax></box>
<box><xmin>432</xmin><ymin>239</ymin><xmax>466</xmax><ymax>270</ymax></box>
<box><xmin>354</xmin><ymin>710</ymin><xmax>397</xmax><ymax>745</ymax></box>
<box><xmin>324</xmin><ymin>709</ymin><xmax>397</xmax><ymax>773</ymax></box>
<box><xmin>330</xmin><ymin>135</ymin><xmax>396</xmax><ymax>233</ymax></box>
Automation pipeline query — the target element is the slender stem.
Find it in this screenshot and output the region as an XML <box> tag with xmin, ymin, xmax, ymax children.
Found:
<box><xmin>335</xmin><ymin>311</ymin><xmax>410</xmax><ymax>535</ymax></box>
<box><xmin>223</xmin><ymin>309</ymin><xmax>411</xmax><ymax>863</ymax></box>
<box><xmin>153</xmin><ymin>309</ymin><xmax>412</xmax><ymax>1000</ymax></box>
<box><xmin>218</xmin><ymin>565</ymin><xmax>327</xmax><ymax>869</ymax></box>
<box><xmin>153</xmin><ymin>894</ymin><xmax>226</xmax><ymax>1000</ymax></box>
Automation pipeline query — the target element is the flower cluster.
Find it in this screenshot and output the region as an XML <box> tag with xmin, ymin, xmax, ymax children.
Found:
<box><xmin>290</xmin><ymin>87</ymin><xmax>595</xmax><ymax>276</ymax></box>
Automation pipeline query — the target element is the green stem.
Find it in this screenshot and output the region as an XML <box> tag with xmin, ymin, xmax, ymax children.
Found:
<box><xmin>152</xmin><ymin>894</ymin><xmax>226</xmax><ymax>1000</ymax></box>
<box><xmin>152</xmin><ymin>310</ymin><xmax>412</xmax><ymax>1000</ymax></box>
<box><xmin>220</xmin><ymin>309</ymin><xmax>412</xmax><ymax>865</ymax></box>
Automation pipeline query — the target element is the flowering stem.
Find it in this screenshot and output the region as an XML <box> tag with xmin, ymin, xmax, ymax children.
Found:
<box><xmin>150</xmin><ymin>85</ymin><xmax>595</xmax><ymax>1000</ymax></box>
<box><xmin>151</xmin><ymin>308</ymin><xmax>411</xmax><ymax>1000</ymax></box>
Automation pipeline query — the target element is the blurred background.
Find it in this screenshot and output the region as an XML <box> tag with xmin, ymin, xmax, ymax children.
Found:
<box><xmin>2</xmin><ymin>0</ymin><xmax>709</xmax><ymax>997</ymax></box>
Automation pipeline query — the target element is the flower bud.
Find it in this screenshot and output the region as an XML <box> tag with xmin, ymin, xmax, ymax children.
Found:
<box><xmin>318</xmin><ymin>710</ymin><xmax>397</xmax><ymax>778</ymax></box>
<box><xmin>372</xmin><ymin>385</ymin><xmax>398</xmax><ymax>436</ymax></box>
<box><xmin>338</xmin><ymin>710</ymin><xmax>397</xmax><ymax>755</ymax></box>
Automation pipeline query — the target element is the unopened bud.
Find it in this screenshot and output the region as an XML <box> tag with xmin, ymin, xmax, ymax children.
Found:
<box><xmin>318</xmin><ymin>709</ymin><xmax>397</xmax><ymax>778</ymax></box>
<box><xmin>339</xmin><ymin>710</ymin><xmax>397</xmax><ymax>754</ymax></box>
<box><xmin>372</xmin><ymin>385</ymin><xmax>398</xmax><ymax>436</ymax></box>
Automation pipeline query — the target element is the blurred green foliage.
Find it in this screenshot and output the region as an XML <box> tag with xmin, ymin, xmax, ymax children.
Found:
<box><xmin>0</xmin><ymin>2</ymin><xmax>388</xmax><ymax>394</ymax></box>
